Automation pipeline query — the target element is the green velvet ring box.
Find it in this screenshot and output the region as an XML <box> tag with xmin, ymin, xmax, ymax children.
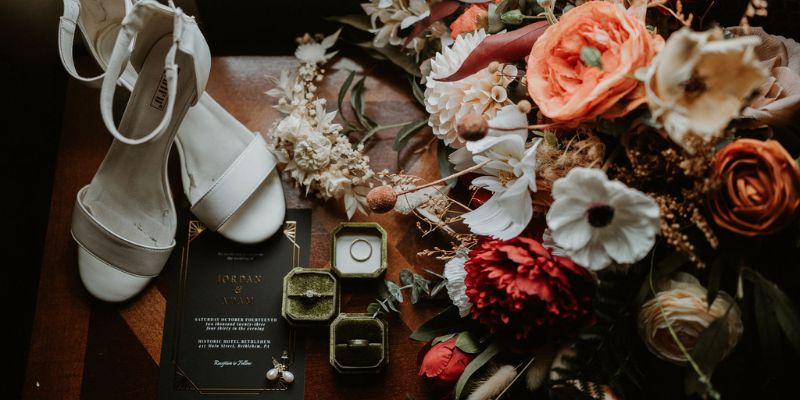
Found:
<box><xmin>331</xmin><ymin>222</ymin><xmax>388</xmax><ymax>279</ymax></box>
<box><xmin>329</xmin><ymin>313</ymin><xmax>388</xmax><ymax>374</ymax></box>
<box><xmin>281</xmin><ymin>267</ymin><xmax>340</xmax><ymax>326</ymax></box>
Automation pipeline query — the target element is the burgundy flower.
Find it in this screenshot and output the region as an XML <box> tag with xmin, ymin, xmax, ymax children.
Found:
<box><xmin>418</xmin><ymin>336</ymin><xmax>474</xmax><ymax>389</ymax></box>
<box><xmin>464</xmin><ymin>235</ymin><xmax>595</xmax><ymax>349</ymax></box>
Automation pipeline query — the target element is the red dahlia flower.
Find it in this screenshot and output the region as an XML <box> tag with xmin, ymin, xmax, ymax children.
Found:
<box><xmin>464</xmin><ymin>236</ymin><xmax>595</xmax><ymax>349</ymax></box>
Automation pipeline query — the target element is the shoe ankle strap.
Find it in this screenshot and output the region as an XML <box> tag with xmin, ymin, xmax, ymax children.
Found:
<box><xmin>99</xmin><ymin>0</ymin><xmax>192</xmax><ymax>145</ymax></box>
<box><xmin>59</xmin><ymin>0</ymin><xmax>105</xmax><ymax>87</ymax></box>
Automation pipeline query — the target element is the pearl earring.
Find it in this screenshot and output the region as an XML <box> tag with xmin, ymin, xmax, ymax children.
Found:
<box><xmin>266</xmin><ymin>350</ymin><xmax>295</xmax><ymax>384</ymax></box>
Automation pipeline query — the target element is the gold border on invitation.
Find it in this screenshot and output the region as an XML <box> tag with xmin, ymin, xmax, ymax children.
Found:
<box><xmin>170</xmin><ymin>220</ymin><xmax>299</xmax><ymax>395</ymax></box>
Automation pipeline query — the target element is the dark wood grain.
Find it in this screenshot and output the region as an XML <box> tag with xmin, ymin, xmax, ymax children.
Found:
<box><xmin>24</xmin><ymin>56</ymin><xmax>447</xmax><ymax>399</ymax></box>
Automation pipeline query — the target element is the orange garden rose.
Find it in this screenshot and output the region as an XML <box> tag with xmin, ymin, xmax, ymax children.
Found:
<box><xmin>709</xmin><ymin>139</ymin><xmax>800</xmax><ymax>236</ymax></box>
<box><xmin>526</xmin><ymin>1</ymin><xmax>663</xmax><ymax>123</ymax></box>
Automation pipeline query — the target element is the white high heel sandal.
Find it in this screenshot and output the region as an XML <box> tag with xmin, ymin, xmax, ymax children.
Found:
<box><xmin>71</xmin><ymin>0</ymin><xmax>209</xmax><ymax>302</ymax></box>
<box><xmin>60</xmin><ymin>0</ymin><xmax>286</xmax><ymax>244</ymax></box>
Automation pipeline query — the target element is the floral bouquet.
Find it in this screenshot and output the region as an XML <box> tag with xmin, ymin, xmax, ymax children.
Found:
<box><xmin>265</xmin><ymin>0</ymin><xmax>800</xmax><ymax>399</ymax></box>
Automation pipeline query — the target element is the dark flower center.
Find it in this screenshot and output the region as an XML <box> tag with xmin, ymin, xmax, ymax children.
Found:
<box><xmin>682</xmin><ymin>74</ymin><xmax>707</xmax><ymax>100</ymax></box>
<box><xmin>587</xmin><ymin>204</ymin><xmax>615</xmax><ymax>227</ymax></box>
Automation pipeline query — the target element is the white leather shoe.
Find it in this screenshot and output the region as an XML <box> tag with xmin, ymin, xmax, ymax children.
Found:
<box><xmin>71</xmin><ymin>0</ymin><xmax>210</xmax><ymax>302</ymax></box>
<box><xmin>60</xmin><ymin>0</ymin><xmax>286</xmax><ymax>244</ymax></box>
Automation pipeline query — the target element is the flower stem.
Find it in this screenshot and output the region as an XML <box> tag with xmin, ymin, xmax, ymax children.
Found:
<box><xmin>541</xmin><ymin>6</ymin><xmax>559</xmax><ymax>25</ymax></box>
<box><xmin>648</xmin><ymin>247</ymin><xmax>720</xmax><ymax>400</ymax></box>
<box><xmin>359</xmin><ymin>121</ymin><xmax>419</xmax><ymax>145</ymax></box>
<box><xmin>487</xmin><ymin>123</ymin><xmax>564</xmax><ymax>132</ymax></box>
<box><xmin>602</xmin><ymin>145</ymin><xmax>622</xmax><ymax>172</ymax></box>
<box><xmin>395</xmin><ymin>159</ymin><xmax>492</xmax><ymax>196</ymax></box>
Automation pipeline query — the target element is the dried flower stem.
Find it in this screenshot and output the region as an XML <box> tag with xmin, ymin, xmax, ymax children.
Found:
<box><xmin>488</xmin><ymin>123</ymin><xmax>564</xmax><ymax>132</ymax></box>
<box><xmin>395</xmin><ymin>159</ymin><xmax>491</xmax><ymax>196</ymax></box>
<box><xmin>540</xmin><ymin>4</ymin><xmax>559</xmax><ymax>25</ymax></box>
<box><xmin>652</xmin><ymin>0</ymin><xmax>694</xmax><ymax>26</ymax></box>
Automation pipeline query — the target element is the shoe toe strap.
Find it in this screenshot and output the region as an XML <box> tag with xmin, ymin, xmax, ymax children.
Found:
<box><xmin>71</xmin><ymin>186</ymin><xmax>175</xmax><ymax>277</ymax></box>
<box><xmin>190</xmin><ymin>134</ymin><xmax>277</xmax><ymax>231</ymax></box>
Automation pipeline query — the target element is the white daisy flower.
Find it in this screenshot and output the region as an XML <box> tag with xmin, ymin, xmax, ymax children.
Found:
<box><xmin>425</xmin><ymin>30</ymin><xmax>516</xmax><ymax>147</ymax></box>
<box><xmin>546</xmin><ymin>168</ymin><xmax>660</xmax><ymax>271</ymax></box>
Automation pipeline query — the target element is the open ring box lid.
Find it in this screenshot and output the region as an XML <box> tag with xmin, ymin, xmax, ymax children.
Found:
<box><xmin>281</xmin><ymin>267</ymin><xmax>340</xmax><ymax>326</ymax></box>
<box><xmin>331</xmin><ymin>222</ymin><xmax>387</xmax><ymax>279</ymax></box>
<box><xmin>329</xmin><ymin>313</ymin><xmax>388</xmax><ymax>374</ymax></box>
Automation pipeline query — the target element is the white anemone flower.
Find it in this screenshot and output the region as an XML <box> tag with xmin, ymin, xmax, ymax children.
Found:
<box><xmin>546</xmin><ymin>168</ymin><xmax>660</xmax><ymax>271</ymax></box>
<box><xmin>443</xmin><ymin>255</ymin><xmax>472</xmax><ymax>317</ymax></box>
<box><xmin>452</xmin><ymin>105</ymin><xmax>540</xmax><ymax>240</ymax></box>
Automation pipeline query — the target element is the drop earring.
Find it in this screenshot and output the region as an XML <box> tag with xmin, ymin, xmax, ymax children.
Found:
<box><xmin>266</xmin><ymin>350</ymin><xmax>295</xmax><ymax>384</ymax></box>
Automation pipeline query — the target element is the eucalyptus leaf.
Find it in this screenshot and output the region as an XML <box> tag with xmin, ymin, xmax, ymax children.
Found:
<box><xmin>349</xmin><ymin>76</ymin><xmax>374</xmax><ymax>131</ymax></box>
<box><xmin>410</xmin><ymin>306</ymin><xmax>463</xmax><ymax>341</ymax></box>
<box><xmin>455</xmin><ymin>331</ymin><xmax>481</xmax><ymax>354</ymax></box>
<box><xmin>376</xmin><ymin>298</ymin><xmax>390</xmax><ymax>312</ymax></box>
<box><xmin>338</xmin><ymin>70</ymin><xmax>356</xmax><ymax>117</ymax></box>
<box><xmin>455</xmin><ymin>341</ymin><xmax>501</xmax><ymax>399</ymax></box>
<box><xmin>358</xmin><ymin>125</ymin><xmax>384</xmax><ymax>145</ymax></box>
<box><xmin>386</xmin><ymin>280</ymin><xmax>404</xmax><ymax>303</ymax></box>
<box><xmin>410</xmin><ymin>285</ymin><xmax>420</xmax><ymax>304</ymax></box>
<box><xmin>706</xmin><ymin>256</ymin><xmax>725</xmax><ymax>309</ymax></box>
<box><xmin>431</xmin><ymin>279</ymin><xmax>447</xmax><ymax>297</ymax></box>
<box><xmin>399</xmin><ymin>269</ymin><xmax>414</xmax><ymax>286</ymax></box>
<box><xmin>386</xmin><ymin>298</ymin><xmax>400</xmax><ymax>313</ymax></box>
<box><xmin>393</xmin><ymin>118</ymin><xmax>428</xmax><ymax>152</ymax></box>
<box><xmin>424</xmin><ymin>268</ymin><xmax>444</xmax><ymax>279</ymax></box>
<box><xmin>367</xmin><ymin>302</ymin><xmax>382</xmax><ymax>316</ymax></box>
<box><xmin>325</xmin><ymin>14</ymin><xmax>372</xmax><ymax>32</ymax></box>
<box><xmin>413</xmin><ymin>273</ymin><xmax>431</xmax><ymax>296</ymax></box>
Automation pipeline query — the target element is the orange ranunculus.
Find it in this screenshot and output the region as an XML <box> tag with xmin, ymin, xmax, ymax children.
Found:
<box><xmin>526</xmin><ymin>0</ymin><xmax>662</xmax><ymax>123</ymax></box>
<box><xmin>709</xmin><ymin>139</ymin><xmax>800</xmax><ymax>236</ymax></box>
<box><xmin>449</xmin><ymin>4</ymin><xmax>488</xmax><ymax>39</ymax></box>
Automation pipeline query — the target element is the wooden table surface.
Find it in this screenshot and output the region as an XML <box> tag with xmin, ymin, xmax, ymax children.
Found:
<box><xmin>24</xmin><ymin>56</ymin><xmax>448</xmax><ymax>399</ymax></box>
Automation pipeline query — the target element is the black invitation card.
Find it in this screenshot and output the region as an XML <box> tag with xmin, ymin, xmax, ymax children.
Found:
<box><xmin>158</xmin><ymin>209</ymin><xmax>310</xmax><ymax>399</ymax></box>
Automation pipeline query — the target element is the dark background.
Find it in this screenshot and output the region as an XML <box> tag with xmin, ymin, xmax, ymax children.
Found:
<box><xmin>0</xmin><ymin>0</ymin><xmax>796</xmax><ymax>398</ymax></box>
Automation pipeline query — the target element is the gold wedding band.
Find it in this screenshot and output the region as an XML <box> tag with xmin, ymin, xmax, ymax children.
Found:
<box><xmin>349</xmin><ymin>238</ymin><xmax>373</xmax><ymax>262</ymax></box>
<box><xmin>347</xmin><ymin>339</ymin><xmax>370</xmax><ymax>348</ymax></box>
